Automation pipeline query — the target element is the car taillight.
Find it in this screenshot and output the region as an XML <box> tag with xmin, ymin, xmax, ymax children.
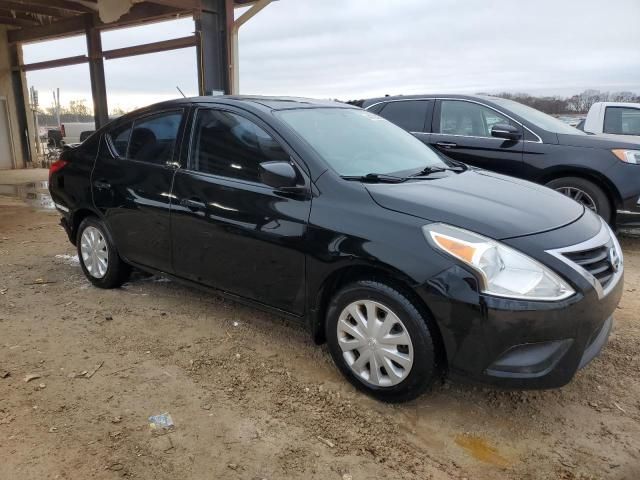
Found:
<box><xmin>49</xmin><ymin>159</ymin><xmax>69</xmax><ymax>182</ymax></box>
<box><xmin>61</xmin><ymin>124</ymin><xmax>66</xmax><ymax>137</ymax></box>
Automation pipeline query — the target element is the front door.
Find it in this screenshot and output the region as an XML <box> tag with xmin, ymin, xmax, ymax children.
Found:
<box><xmin>170</xmin><ymin>107</ymin><xmax>311</xmax><ymax>315</ymax></box>
<box><xmin>429</xmin><ymin>99</ymin><xmax>524</xmax><ymax>176</ymax></box>
<box><xmin>91</xmin><ymin>109</ymin><xmax>185</xmax><ymax>272</ymax></box>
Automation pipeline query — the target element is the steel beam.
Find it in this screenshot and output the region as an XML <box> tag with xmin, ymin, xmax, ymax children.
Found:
<box><xmin>228</xmin><ymin>0</ymin><xmax>272</xmax><ymax>94</ymax></box>
<box><xmin>85</xmin><ymin>17</ymin><xmax>107</xmax><ymax>128</ymax></box>
<box><xmin>103</xmin><ymin>35</ymin><xmax>197</xmax><ymax>60</ymax></box>
<box><xmin>16</xmin><ymin>54</ymin><xmax>88</xmax><ymax>71</ymax></box>
<box><xmin>8</xmin><ymin>42</ymin><xmax>32</xmax><ymax>165</ymax></box>
<box><xmin>195</xmin><ymin>0</ymin><xmax>230</xmax><ymax>95</ymax></box>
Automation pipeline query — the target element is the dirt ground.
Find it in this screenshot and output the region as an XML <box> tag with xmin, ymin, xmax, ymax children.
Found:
<box><xmin>1</xmin><ymin>169</ymin><xmax>639</xmax><ymax>480</ymax></box>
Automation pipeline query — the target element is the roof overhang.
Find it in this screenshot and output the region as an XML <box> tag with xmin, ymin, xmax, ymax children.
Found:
<box><xmin>1</xmin><ymin>0</ymin><xmax>252</xmax><ymax>44</ymax></box>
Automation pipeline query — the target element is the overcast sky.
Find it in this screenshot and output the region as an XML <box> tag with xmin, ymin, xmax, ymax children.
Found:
<box><xmin>23</xmin><ymin>0</ymin><xmax>640</xmax><ymax>112</ymax></box>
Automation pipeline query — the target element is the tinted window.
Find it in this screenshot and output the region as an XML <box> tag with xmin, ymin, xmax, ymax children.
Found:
<box><xmin>438</xmin><ymin>100</ymin><xmax>515</xmax><ymax>137</ymax></box>
<box><xmin>378</xmin><ymin>100</ymin><xmax>429</xmax><ymax>132</ymax></box>
<box><xmin>191</xmin><ymin>109</ymin><xmax>288</xmax><ymax>182</ymax></box>
<box><xmin>128</xmin><ymin>111</ymin><xmax>182</xmax><ymax>164</ymax></box>
<box><xmin>109</xmin><ymin>122</ymin><xmax>132</xmax><ymax>157</ymax></box>
<box><xmin>604</xmin><ymin>107</ymin><xmax>640</xmax><ymax>136</ymax></box>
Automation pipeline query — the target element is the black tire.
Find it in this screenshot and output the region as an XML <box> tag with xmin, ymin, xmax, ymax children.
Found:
<box><xmin>325</xmin><ymin>280</ymin><xmax>438</xmax><ymax>402</ymax></box>
<box><xmin>546</xmin><ymin>177</ymin><xmax>612</xmax><ymax>223</ymax></box>
<box><xmin>76</xmin><ymin>216</ymin><xmax>131</xmax><ymax>289</ymax></box>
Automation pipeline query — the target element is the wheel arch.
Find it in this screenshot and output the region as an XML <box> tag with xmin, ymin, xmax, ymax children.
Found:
<box><xmin>539</xmin><ymin>166</ymin><xmax>622</xmax><ymax>209</ymax></box>
<box><xmin>310</xmin><ymin>263</ymin><xmax>448</xmax><ymax>371</ymax></box>
<box><xmin>70</xmin><ymin>207</ymin><xmax>101</xmax><ymax>245</ymax></box>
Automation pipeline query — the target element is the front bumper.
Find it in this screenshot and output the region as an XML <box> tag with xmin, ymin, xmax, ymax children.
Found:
<box><xmin>417</xmin><ymin>216</ymin><xmax>624</xmax><ymax>390</ymax></box>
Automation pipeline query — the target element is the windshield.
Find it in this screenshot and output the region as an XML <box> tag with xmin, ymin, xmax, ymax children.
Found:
<box><xmin>276</xmin><ymin>108</ymin><xmax>448</xmax><ymax>177</ymax></box>
<box><xmin>490</xmin><ymin>97</ymin><xmax>586</xmax><ymax>135</ymax></box>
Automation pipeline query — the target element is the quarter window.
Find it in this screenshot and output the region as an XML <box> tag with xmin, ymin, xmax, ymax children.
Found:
<box><xmin>378</xmin><ymin>100</ymin><xmax>429</xmax><ymax>132</ymax></box>
<box><xmin>191</xmin><ymin>109</ymin><xmax>288</xmax><ymax>182</ymax></box>
<box><xmin>438</xmin><ymin>100</ymin><xmax>516</xmax><ymax>138</ymax></box>
<box><xmin>604</xmin><ymin>107</ymin><xmax>640</xmax><ymax>136</ymax></box>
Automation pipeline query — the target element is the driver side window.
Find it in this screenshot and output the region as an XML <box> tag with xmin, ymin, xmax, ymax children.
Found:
<box><xmin>438</xmin><ymin>100</ymin><xmax>514</xmax><ymax>138</ymax></box>
<box><xmin>190</xmin><ymin>109</ymin><xmax>288</xmax><ymax>183</ymax></box>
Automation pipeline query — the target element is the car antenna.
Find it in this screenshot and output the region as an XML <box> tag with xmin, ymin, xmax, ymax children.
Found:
<box><xmin>176</xmin><ymin>86</ymin><xmax>186</xmax><ymax>98</ymax></box>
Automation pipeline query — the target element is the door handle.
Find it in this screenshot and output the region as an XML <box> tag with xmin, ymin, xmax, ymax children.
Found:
<box><xmin>180</xmin><ymin>198</ymin><xmax>206</xmax><ymax>211</ymax></box>
<box><xmin>93</xmin><ymin>180</ymin><xmax>111</xmax><ymax>189</ymax></box>
<box><xmin>435</xmin><ymin>142</ymin><xmax>457</xmax><ymax>149</ymax></box>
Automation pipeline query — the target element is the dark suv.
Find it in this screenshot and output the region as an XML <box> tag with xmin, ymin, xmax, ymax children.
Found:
<box><xmin>49</xmin><ymin>96</ymin><xmax>623</xmax><ymax>402</ymax></box>
<box><xmin>360</xmin><ymin>95</ymin><xmax>640</xmax><ymax>226</ymax></box>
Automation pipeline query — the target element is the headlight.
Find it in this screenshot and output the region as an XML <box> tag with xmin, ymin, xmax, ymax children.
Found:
<box><xmin>423</xmin><ymin>223</ymin><xmax>575</xmax><ymax>301</ymax></box>
<box><xmin>612</xmin><ymin>149</ymin><xmax>640</xmax><ymax>164</ymax></box>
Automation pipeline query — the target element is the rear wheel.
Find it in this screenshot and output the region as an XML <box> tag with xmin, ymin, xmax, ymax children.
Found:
<box><xmin>325</xmin><ymin>280</ymin><xmax>438</xmax><ymax>402</ymax></box>
<box><xmin>76</xmin><ymin>217</ymin><xmax>131</xmax><ymax>288</ymax></box>
<box><xmin>546</xmin><ymin>176</ymin><xmax>612</xmax><ymax>223</ymax></box>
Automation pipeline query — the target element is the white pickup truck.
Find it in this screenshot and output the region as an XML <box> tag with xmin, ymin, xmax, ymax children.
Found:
<box><xmin>582</xmin><ymin>102</ymin><xmax>640</xmax><ymax>141</ymax></box>
<box><xmin>61</xmin><ymin>121</ymin><xmax>95</xmax><ymax>145</ymax></box>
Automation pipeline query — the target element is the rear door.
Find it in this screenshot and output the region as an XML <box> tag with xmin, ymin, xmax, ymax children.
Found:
<box><xmin>430</xmin><ymin>99</ymin><xmax>524</xmax><ymax>175</ymax></box>
<box><xmin>170</xmin><ymin>106</ymin><xmax>311</xmax><ymax>314</ymax></box>
<box><xmin>92</xmin><ymin>109</ymin><xmax>185</xmax><ymax>272</ymax></box>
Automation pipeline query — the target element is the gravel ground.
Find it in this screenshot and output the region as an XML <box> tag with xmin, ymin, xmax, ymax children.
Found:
<box><xmin>1</xmin><ymin>170</ymin><xmax>639</xmax><ymax>479</ymax></box>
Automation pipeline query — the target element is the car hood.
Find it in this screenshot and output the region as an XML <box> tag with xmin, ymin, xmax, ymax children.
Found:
<box><xmin>557</xmin><ymin>132</ymin><xmax>640</xmax><ymax>149</ymax></box>
<box><xmin>366</xmin><ymin>169</ymin><xmax>584</xmax><ymax>240</ymax></box>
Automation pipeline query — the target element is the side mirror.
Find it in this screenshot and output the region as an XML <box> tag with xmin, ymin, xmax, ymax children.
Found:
<box><xmin>491</xmin><ymin>123</ymin><xmax>522</xmax><ymax>140</ymax></box>
<box><xmin>260</xmin><ymin>160</ymin><xmax>298</xmax><ymax>189</ymax></box>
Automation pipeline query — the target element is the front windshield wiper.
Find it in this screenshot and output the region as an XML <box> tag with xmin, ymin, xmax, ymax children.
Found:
<box><xmin>410</xmin><ymin>164</ymin><xmax>467</xmax><ymax>177</ymax></box>
<box><xmin>342</xmin><ymin>173</ymin><xmax>408</xmax><ymax>183</ymax></box>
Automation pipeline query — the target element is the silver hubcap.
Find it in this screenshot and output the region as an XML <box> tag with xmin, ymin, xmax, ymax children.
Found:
<box><xmin>337</xmin><ymin>300</ymin><xmax>414</xmax><ymax>387</ymax></box>
<box><xmin>555</xmin><ymin>186</ymin><xmax>597</xmax><ymax>212</ymax></box>
<box><xmin>80</xmin><ymin>226</ymin><xmax>108</xmax><ymax>279</ymax></box>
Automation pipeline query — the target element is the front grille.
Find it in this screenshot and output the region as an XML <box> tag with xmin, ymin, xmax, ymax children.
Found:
<box><xmin>562</xmin><ymin>240</ymin><xmax>616</xmax><ymax>289</ymax></box>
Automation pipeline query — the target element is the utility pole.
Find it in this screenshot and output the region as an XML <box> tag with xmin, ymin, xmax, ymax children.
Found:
<box><xmin>53</xmin><ymin>88</ymin><xmax>61</xmax><ymax>128</ymax></box>
<box><xmin>29</xmin><ymin>86</ymin><xmax>41</xmax><ymax>157</ymax></box>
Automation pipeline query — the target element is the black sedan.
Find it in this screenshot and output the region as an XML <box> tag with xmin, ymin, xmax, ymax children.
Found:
<box><xmin>49</xmin><ymin>96</ymin><xmax>623</xmax><ymax>402</ymax></box>
<box><xmin>361</xmin><ymin>94</ymin><xmax>640</xmax><ymax>226</ymax></box>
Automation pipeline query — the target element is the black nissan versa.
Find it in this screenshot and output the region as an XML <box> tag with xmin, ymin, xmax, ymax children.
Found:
<box><xmin>360</xmin><ymin>94</ymin><xmax>640</xmax><ymax>226</ymax></box>
<box><xmin>49</xmin><ymin>96</ymin><xmax>624</xmax><ymax>402</ymax></box>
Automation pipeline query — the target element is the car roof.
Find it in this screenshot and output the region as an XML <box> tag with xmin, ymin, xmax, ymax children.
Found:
<box><xmin>360</xmin><ymin>94</ymin><xmax>501</xmax><ymax>108</ymax></box>
<box><xmin>138</xmin><ymin>95</ymin><xmax>354</xmax><ymax>112</ymax></box>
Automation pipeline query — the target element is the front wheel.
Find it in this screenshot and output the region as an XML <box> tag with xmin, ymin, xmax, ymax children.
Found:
<box><xmin>546</xmin><ymin>177</ymin><xmax>612</xmax><ymax>223</ymax></box>
<box><xmin>325</xmin><ymin>280</ymin><xmax>438</xmax><ymax>402</ymax></box>
<box><xmin>76</xmin><ymin>217</ymin><xmax>131</xmax><ymax>289</ymax></box>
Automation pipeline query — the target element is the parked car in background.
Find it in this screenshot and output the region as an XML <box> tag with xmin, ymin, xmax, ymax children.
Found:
<box><xmin>360</xmin><ymin>95</ymin><xmax>640</xmax><ymax>227</ymax></box>
<box><xmin>61</xmin><ymin>121</ymin><xmax>95</xmax><ymax>144</ymax></box>
<box><xmin>583</xmin><ymin>102</ymin><xmax>640</xmax><ymax>141</ymax></box>
<box><xmin>49</xmin><ymin>96</ymin><xmax>623</xmax><ymax>401</ymax></box>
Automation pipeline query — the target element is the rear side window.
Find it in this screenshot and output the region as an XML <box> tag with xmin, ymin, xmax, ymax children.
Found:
<box><xmin>128</xmin><ymin>111</ymin><xmax>182</xmax><ymax>164</ymax></box>
<box><xmin>190</xmin><ymin>109</ymin><xmax>288</xmax><ymax>183</ymax></box>
<box><xmin>109</xmin><ymin>122</ymin><xmax>132</xmax><ymax>157</ymax></box>
<box><xmin>378</xmin><ymin>100</ymin><xmax>429</xmax><ymax>132</ymax></box>
<box><xmin>604</xmin><ymin>107</ymin><xmax>640</xmax><ymax>136</ymax></box>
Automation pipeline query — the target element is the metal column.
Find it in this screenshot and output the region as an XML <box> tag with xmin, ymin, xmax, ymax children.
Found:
<box><xmin>9</xmin><ymin>42</ymin><xmax>32</xmax><ymax>166</ymax></box>
<box><xmin>85</xmin><ymin>17</ymin><xmax>108</xmax><ymax>128</ymax></box>
<box><xmin>195</xmin><ymin>0</ymin><xmax>230</xmax><ymax>95</ymax></box>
